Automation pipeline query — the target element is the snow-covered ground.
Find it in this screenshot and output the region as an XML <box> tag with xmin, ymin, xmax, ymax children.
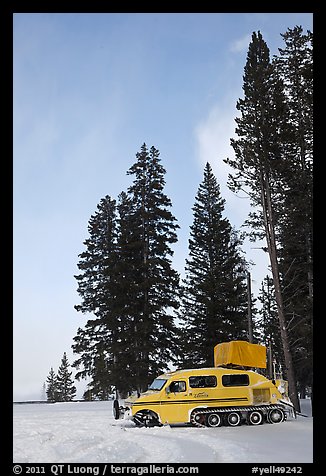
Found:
<box><xmin>13</xmin><ymin>399</ymin><xmax>313</xmax><ymax>463</ymax></box>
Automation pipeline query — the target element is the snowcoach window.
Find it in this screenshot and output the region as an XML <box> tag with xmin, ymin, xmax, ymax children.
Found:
<box><xmin>222</xmin><ymin>374</ymin><xmax>249</xmax><ymax>387</ymax></box>
<box><xmin>148</xmin><ymin>379</ymin><xmax>167</xmax><ymax>391</ymax></box>
<box><xmin>169</xmin><ymin>381</ymin><xmax>186</xmax><ymax>393</ymax></box>
<box><xmin>189</xmin><ymin>376</ymin><xmax>217</xmax><ymax>388</ymax></box>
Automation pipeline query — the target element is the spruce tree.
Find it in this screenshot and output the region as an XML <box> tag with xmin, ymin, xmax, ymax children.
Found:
<box><xmin>73</xmin><ymin>146</ymin><xmax>180</xmax><ymax>396</ymax></box>
<box><xmin>124</xmin><ymin>144</ymin><xmax>180</xmax><ymax>392</ymax></box>
<box><xmin>114</xmin><ymin>191</ymin><xmax>144</xmax><ymax>394</ymax></box>
<box><xmin>46</xmin><ymin>367</ymin><xmax>58</xmax><ymax>402</ymax></box>
<box><xmin>225</xmin><ymin>31</ymin><xmax>300</xmax><ymax>411</ymax></box>
<box><xmin>179</xmin><ymin>163</ymin><xmax>248</xmax><ymax>368</ymax></box>
<box><xmin>56</xmin><ymin>352</ymin><xmax>77</xmax><ymax>402</ymax></box>
<box><xmin>273</xmin><ymin>26</ymin><xmax>313</xmax><ymax>400</ymax></box>
<box><xmin>72</xmin><ymin>196</ymin><xmax>129</xmax><ymax>397</ymax></box>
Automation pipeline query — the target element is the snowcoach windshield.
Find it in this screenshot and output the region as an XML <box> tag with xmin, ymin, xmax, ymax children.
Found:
<box><xmin>148</xmin><ymin>379</ymin><xmax>167</xmax><ymax>391</ymax></box>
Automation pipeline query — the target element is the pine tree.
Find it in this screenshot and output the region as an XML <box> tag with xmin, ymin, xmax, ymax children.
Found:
<box><xmin>178</xmin><ymin>163</ymin><xmax>248</xmax><ymax>368</ymax></box>
<box><xmin>273</xmin><ymin>26</ymin><xmax>313</xmax><ymax>400</ymax></box>
<box><xmin>225</xmin><ymin>31</ymin><xmax>300</xmax><ymax>411</ymax></box>
<box><xmin>46</xmin><ymin>367</ymin><xmax>58</xmax><ymax>402</ymax></box>
<box><xmin>72</xmin><ymin>196</ymin><xmax>128</xmax><ymax>397</ymax></box>
<box><xmin>124</xmin><ymin>144</ymin><xmax>180</xmax><ymax>392</ymax></box>
<box><xmin>114</xmin><ymin>191</ymin><xmax>144</xmax><ymax>395</ymax></box>
<box><xmin>73</xmin><ymin>146</ymin><xmax>180</xmax><ymax>396</ymax></box>
<box><xmin>56</xmin><ymin>352</ymin><xmax>77</xmax><ymax>401</ymax></box>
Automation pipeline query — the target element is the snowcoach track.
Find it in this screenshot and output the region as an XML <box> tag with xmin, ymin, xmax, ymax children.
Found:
<box><xmin>190</xmin><ymin>404</ymin><xmax>287</xmax><ymax>427</ymax></box>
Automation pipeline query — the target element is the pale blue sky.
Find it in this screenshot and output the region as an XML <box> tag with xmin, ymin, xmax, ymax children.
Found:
<box><xmin>13</xmin><ymin>12</ymin><xmax>313</xmax><ymax>400</ymax></box>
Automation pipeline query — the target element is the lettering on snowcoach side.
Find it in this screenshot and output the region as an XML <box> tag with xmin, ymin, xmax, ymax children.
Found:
<box><xmin>193</xmin><ymin>392</ymin><xmax>209</xmax><ymax>398</ymax></box>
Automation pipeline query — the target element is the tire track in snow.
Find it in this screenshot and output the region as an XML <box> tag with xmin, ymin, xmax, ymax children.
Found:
<box><xmin>119</xmin><ymin>426</ymin><xmax>218</xmax><ymax>463</ymax></box>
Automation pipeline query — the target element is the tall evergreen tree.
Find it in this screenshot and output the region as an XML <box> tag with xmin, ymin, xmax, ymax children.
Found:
<box><xmin>114</xmin><ymin>190</ymin><xmax>145</xmax><ymax>394</ymax></box>
<box><xmin>73</xmin><ymin>145</ymin><xmax>180</xmax><ymax>395</ymax></box>
<box><xmin>56</xmin><ymin>352</ymin><xmax>77</xmax><ymax>402</ymax></box>
<box><xmin>225</xmin><ymin>30</ymin><xmax>300</xmax><ymax>410</ymax></box>
<box><xmin>273</xmin><ymin>26</ymin><xmax>313</xmax><ymax>399</ymax></box>
<box><xmin>46</xmin><ymin>367</ymin><xmax>58</xmax><ymax>402</ymax></box>
<box><xmin>124</xmin><ymin>144</ymin><xmax>180</xmax><ymax>392</ymax></box>
<box><xmin>72</xmin><ymin>196</ymin><xmax>129</xmax><ymax>397</ymax></box>
<box><xmin>178</xmin><ymin>163</ymin><xmax>248</xmax><ymax>368</ymax></box>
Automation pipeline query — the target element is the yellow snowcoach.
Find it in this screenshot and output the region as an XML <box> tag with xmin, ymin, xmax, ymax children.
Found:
<box><xmin>115</xmin><ymin>341</ymin><xmax>293</xmax><ymax>428</ymax></box>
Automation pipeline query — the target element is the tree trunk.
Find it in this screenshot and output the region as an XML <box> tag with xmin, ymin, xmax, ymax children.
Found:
<box><xmin>247</xmin><ymin>272</ymin><xmax>253</xmax><ymax>343</ymax></box>
<box><xmin>260</xmin><ymin>170</ymin><xmax>300</xmax><ymax>412</ymax></box>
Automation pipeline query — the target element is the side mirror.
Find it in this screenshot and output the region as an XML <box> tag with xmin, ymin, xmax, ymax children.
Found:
<box><xmin>165</xmin><ymin>386</ymin><xmax>170</xmax><ymax>394</ymax></box>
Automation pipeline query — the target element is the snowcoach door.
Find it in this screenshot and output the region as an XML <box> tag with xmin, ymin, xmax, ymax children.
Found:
<box><xmin>159</xmin><ymin>379</ymin><xmax>188</xmax><ymax>424</ymax></box>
